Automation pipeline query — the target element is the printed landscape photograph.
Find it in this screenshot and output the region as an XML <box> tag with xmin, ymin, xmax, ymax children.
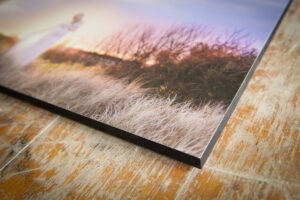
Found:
<box><xmin>0</xmin><ymin>0</ymin><xmax>289</xmax><ymax>165</ymax></box>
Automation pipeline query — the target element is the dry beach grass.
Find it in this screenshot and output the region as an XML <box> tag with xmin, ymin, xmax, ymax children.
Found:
<box><xmin>0</xmin><ymin>62</ymin><xmax>225</xmax><ymax>157</ymax></box>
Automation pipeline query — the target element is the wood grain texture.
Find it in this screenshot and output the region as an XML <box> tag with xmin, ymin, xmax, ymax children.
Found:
<box><xmin>0</xmin><ymin>93</ymin><xmax>56</xmax><ymax>170</ymax></box>
<box><xmin>0</xmin><ymin>1</ymin><xmax>299</xmax><ymax>199</ymax></box>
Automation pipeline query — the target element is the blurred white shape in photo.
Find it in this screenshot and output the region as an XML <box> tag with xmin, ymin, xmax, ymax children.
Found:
<box><xmin>0</xmin><ymin>13</ymin><xmax>84</xmax><ymax>68</ymax></box>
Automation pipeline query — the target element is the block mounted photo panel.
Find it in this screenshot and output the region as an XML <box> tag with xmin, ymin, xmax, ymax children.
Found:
<box><xmin>0</xmin><ymin>0</ymin><xmax>290</xmax><ymax>168</ymax></box>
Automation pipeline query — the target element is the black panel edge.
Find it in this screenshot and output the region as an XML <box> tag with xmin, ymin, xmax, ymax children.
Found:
<box><xmin>0</xmin><ymin>85</ymin><xmax>201</xmax><ymax>168</ymax></box>
<box><xmin>199</xmin><ymin>0</ymin><xmax>292</xmax><ymax>168</ymax></box>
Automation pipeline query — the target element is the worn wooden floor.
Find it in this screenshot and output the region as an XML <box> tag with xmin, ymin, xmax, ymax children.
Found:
<box><xmin>0</xmin><ymin>1</ymin><xmax>299</xmax><ymax>199</ymax></box>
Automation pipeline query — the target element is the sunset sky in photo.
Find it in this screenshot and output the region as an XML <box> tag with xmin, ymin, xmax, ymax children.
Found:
<box><xmin>0</xmin><ymin>0</ymin><xmax>289</xmax><ymax>51</ymax></box>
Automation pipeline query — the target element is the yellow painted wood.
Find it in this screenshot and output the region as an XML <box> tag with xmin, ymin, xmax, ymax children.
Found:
<box><xmin>0</xmin><ymin>1</ymin><xmax>299</xmax><ymax>199</ymax></box>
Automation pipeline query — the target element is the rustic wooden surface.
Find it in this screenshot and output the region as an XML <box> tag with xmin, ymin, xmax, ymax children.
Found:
<box><xmin>0</xmin><ymin>1</ymin><xmax>299</xmax><ymax>199</ymax></box>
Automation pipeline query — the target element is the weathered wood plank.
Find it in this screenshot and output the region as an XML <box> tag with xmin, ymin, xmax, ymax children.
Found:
<box><xmin>0</xmin><ymin>93</ymin><xmax>56</xmax><ymax>170</ymax></box>
<box><xmin>0</xmin><ymin>0</ymin><xmax>299</xmax><ymax>199</ymax></box>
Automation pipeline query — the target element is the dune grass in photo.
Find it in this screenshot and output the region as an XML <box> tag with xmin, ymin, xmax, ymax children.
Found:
<box><xmin>0</xmin><ymin>62</ymin><xmax>225</xmax><ymax>156</ymax></box>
